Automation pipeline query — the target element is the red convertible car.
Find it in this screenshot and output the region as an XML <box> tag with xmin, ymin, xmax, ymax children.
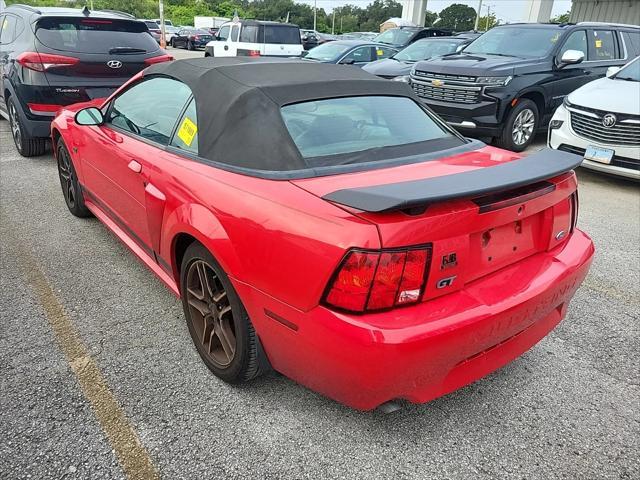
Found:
<box><xmin>51</xmin><ymin>58</ymin><xmax>594</xmax><ymax>410</ymax></box>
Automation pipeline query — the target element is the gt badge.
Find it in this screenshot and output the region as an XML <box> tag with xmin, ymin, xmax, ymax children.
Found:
<box><xmin>436</xmin><ymin>276</ymin><xmax>456</xmax><ymax>289</ymax></box>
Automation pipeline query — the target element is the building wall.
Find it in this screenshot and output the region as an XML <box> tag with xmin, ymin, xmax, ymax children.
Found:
<box><xmin>570</xmin><ymin>0</ymin><xmax>640</xmax><ymax>25</ymax></box>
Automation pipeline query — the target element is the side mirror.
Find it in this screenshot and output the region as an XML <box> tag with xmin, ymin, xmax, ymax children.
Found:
<box><xmin>557</xmin><ymin>49</ymin><xmax>584</xmax><ymax>69</ymax></box>
<box><xmin>340</xmin><ymin>58</ymin><xmax>356</xmax><ymax>65</ymax></box>
<box><xmin>606</xmin><ymin>66</ymin><xmax>621</xmax><ymax>78</ymax></box>
<box><xmin>75</xmin><ymin>107</ymin><xmax>104</xmax><ymax>126</ymax></box>
<box><xmin>301</xmin><ymin>50</ymin><xmax>309</xmax><ymax>57</ymax></box>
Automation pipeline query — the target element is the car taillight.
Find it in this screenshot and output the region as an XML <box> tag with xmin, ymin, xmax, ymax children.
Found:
<box><xmin>17</xmin><ymin>52</ymin><xmax>79</xmax><ymax>72</ymax></box>
<box><xmin>324</xmin><ymin>246</ymin><xmax>432</xmax><ymax>313</ymax></box>
<box><xmin>27</xmin><ymin>103</ymin><xmax>62</xmax><ymax>115</ymax></box>
<box><xmin>570</xmin><ymin>191</ymin><xmax>579</xmax><ymax>232</ymax></box>
<box><xmin>248</xmin><ymin>50</ymin><xmax>261</xmax><ymax>57</ymax></box>
<box><xmin>144</xmin><ymin>54</ymin><xmax>174</xmax><ymax>65</ymax></box>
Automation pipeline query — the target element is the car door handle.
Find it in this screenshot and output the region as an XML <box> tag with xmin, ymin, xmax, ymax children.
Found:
<box><xmin>128</xmin><ymin>160</ymin><xmax>142</xmax><ymax>173</ymax></box>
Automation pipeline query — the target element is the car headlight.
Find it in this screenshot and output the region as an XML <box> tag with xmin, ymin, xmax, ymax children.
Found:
<box><xmin>391</xmin><ymin>75</ymin><xmax>410</xmax><ymax>83</ymax></box>
<box><xmin>477</xmin><ymin>75</ymin><xmax>513</xmax><ymax>86</ymax></box>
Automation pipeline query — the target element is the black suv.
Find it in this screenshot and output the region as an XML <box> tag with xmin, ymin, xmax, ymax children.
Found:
<box><xmin>374</xmin><ymin>27</ymin><xmax>451</xmax><ymax>49</ymax></box>
<box><xmin>409</xmin><ymin>22</ymin><xmax>640</xmax><ymax>151</ymax></box>
<box><xmin>0</xmin><ymin>5</ymin><xmax>172</xmax><ymax>156</ymax></box>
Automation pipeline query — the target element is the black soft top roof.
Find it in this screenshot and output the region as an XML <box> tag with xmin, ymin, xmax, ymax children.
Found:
<box><xmin>145</xmin><ymin>57</ymin><xmax>421</xmax><ymax>174</ymax></box>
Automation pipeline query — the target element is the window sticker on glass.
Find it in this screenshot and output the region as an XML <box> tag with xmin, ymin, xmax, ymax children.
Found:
<box><xmin>595</xmin><ymin>39</ymin><xmax>602</xmax><ymax>48</ymax></box>
<box><xmin>550</xmin><ymin>33</ymin><xmax>560</xmax><ymax>44</ymax></box>
<box><xmin>377</xmin><ymin>49</ymin><xmax>384</xmax><ymax>56</ymax></box>
<box><xmin>177</xmin><ymin>117</ymin><xmax>197</xmax><ymax>147</ymax></box>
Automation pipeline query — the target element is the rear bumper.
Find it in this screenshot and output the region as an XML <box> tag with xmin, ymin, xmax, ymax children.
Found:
<box><xmin>234</xmin><ymin>229</ymin><xmax>594</xmax><ymax>410</ymax></box>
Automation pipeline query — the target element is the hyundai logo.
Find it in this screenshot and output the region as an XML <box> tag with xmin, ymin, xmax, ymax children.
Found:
<box><xmin>107</xmin><ymin>60</ymin><xmax>123</xmax><ymax>69</ymax></box>
<box><xmin>602</xmin><ymin>113</ymin><xmax>617</xmax><ymax>128</ymax></box>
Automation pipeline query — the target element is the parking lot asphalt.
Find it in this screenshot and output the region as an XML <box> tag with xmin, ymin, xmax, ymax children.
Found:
<box><xmin>1</xmin><ymin>57</ymin><xmax>639</xmax><ymax>479</ymax></box>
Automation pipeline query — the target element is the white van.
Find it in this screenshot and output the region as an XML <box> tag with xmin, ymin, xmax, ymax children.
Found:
<box><xmin>204</xmin><ymin>20</ymin><xmax>303</xmax><ymax>58</ymax></box>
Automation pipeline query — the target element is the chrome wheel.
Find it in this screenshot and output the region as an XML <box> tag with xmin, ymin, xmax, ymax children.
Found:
<box><xmin>511</xmin><ymin>108</ymin><xmax>535</xmax><ymax>146</ymax></box>
<box><xmin>185</xmin><ymin>260</ymin><xmax>236</xmax><ymax>367</ymax></box>
<box><xmin>8</xmin><ymin>101</ymin><xmax>22</xmax><ymax>151</ymax></box>
<box><xmin>57</xmin><ymin>145</ymin><xmax>76</xmax><ymax>209</ymax></box>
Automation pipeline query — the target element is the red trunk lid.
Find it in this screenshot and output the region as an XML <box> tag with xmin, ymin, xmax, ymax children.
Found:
<box><xmin>292</xmin><ymin>146</ymin><xmax>577</xmax><ymax>301</ymax></box>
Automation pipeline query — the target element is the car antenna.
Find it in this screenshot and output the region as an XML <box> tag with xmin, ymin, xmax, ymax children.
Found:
<box><xmin>82</xmin><ymin>5</ymin><xmax>90</xmax><ymax>16</ymax></box>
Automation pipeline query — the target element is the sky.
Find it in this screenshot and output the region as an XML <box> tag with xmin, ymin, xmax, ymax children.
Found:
<box><xmin>301</xmin><ymin>0</ymin><xmax>573</xmax><ymax>23</ymax></box>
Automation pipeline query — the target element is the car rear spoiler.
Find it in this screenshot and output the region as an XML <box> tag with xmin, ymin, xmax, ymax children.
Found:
<box><xmin>322</xmin><ymin>149</ymin><xmax>583</xmax><ymax>213</ymax></box>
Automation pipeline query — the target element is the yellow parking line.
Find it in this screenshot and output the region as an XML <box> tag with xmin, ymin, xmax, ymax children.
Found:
<box><xmin>14</xmin><ymin>242</ymin><xmax>160</xmax><ymax>480</ymax></box>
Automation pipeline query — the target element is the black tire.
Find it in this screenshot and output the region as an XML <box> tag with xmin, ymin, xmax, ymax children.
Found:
<box><xmin>495</xmin><ymin>99</ymin><xmax>539</xmax><ymax>152</ymax></box>
<box><xmin>56</xmin><ymin>139</ymin><xmax>92</xmax><ymax>218</ymax></box>
<box><xmin>180</xmin><ymin>242</ymin><xmax>269</xmax><ymax>383</ymax></box>
<box><xmin>8</xmin><ymin>96</ymin><xmax>47</xmax><ymax>157</ymax></box>
<box><xmin>187</xmin><ymin>40</ymin><xmax>194</xmax><ymax>51</ymax></box>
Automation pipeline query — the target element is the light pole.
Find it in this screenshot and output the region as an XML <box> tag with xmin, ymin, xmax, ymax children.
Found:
<box><xmin>332</xmin><ymin>9</ymin><xmax>335</xmax><ymax>35</ymax></box>
<box><xmin>474</xmin><ymin>0</ymin><xmax>483</xmax><ymax>31</ymax></box>
<box><xmin>158</xmin><ymin>0</ymin><xmax>166</xmax><ymax>49</ymax></box>
<box><xmin>313</xmin><ymin>0</ymin><xmax>317</xmax><ymax>31</ymax></box>
<box><xmin>485</xmin><ymin>4</ymin><xmax>492</xmax><ymax>31</ymax></box>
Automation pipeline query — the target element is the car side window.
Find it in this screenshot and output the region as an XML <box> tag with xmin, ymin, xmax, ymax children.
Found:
<box><xmin>218</xmin><ymin>25</ymin><xmax>230</xmax><ymax>41</ymax></box>
<box><xmin>621</xmin><ymin>31</ymin><xmax>640</xmax><ymax>57</ymax></box>
<box><xmin>342</xmin><ymin>46</ymin><xmax>374</xmax><ymax>63</ymax></box>
<box><xmin>169</xmin><ymin>99</ymin><xmax>198</xmax><ymax>155</ymax></box>
<box><xmin>375</xmin><ymin>46</ymin><xmax>396</xmax><ymax>59</ymax></box>
<box><xmin>231</xmin><ymin>25</ymin><xmax>239</xmax><ymax>42</ymax></box>
<box><xmin>106</xmin><ymin>77</ymin><xmax>192</xmax><ymax>145</ymax></box>
<box><xmin>589</xmin><ymin>30</ymin><xmax>617</xmax><ymax>61</ymax></box>
<box><xmin>0</xmin><ymin>15</ymin><xmax>17</xmax><ymax>44</ymax></box>
<box><xmin>559</xmin><ymin>30</ymin><xmax>587</xmax><ymax>58</ymax></box>
<box><xmin>240</xmin><ymin>25</ymin><xmax>258</xmax><ymax>43</ymax></box>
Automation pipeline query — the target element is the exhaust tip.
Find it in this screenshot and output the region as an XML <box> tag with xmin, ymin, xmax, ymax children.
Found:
<box><xmin>377</xmin><ymin>400</ymin><xmax>402</xmax><ymax>414</ymax></box>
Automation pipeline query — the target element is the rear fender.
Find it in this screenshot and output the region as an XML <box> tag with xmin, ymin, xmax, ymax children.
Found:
<box><xmin>161</xmin><ymin>203</ymin><xmax>242</xmax><ymax>290</ymax></box>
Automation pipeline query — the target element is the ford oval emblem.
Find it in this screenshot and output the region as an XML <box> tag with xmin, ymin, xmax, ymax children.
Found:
<box><xmin>107</xmin><ymin>60</ymin><xmax>123</xmax><ymax>69</ymax></box>
<box><xmin>602</xmin><ymin>113</ymin><xmax>616</xmax><ymax>128</ymax></box>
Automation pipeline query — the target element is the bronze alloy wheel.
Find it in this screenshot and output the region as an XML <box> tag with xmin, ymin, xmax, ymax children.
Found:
<box><xmin>185</xmin><ymin>260</ymin><xmax>237</xmax><ymax>367</ymax></box>
<box><xmin>57</xmin><ymin>145</ymin><xmax>77</xmax><ymax>209</ymax></box>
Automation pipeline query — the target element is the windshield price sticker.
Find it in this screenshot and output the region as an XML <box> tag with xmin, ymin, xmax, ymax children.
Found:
<box><xmin>177</xmin><ymin>117</ymin><xmax>197</xmax><ymax>146</ymax></box>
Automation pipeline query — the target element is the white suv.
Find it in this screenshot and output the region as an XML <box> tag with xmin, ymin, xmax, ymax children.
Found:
<box><xmin>549</xmin><ymin>56</ymin><xmax>640</xmax><ymax>181</ymax></box>
<box><xmin>205</xmin><ymin>20</ymin><xmax>303</xmax><ymax>58</ymax></box>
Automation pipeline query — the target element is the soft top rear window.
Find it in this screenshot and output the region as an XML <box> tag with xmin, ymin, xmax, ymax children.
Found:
<box><xmin>281</xmin><ymin>96</ymin><xmax>457</xmax><ymax>167</ymax></box>
<box><xmin>36</xmin><ymin>17</ymin><xmax>159</xmax><ymax>54</ymax></box>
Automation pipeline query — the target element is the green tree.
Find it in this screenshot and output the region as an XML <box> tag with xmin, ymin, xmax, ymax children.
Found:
<box><xmin>477</xmin><ymin>13</ymin><xmax>498</xmax><ymax>31</ymax></box>
<box><xmin>551</xmin><ymin>11</ymin><xmax>571</xmax><ymax>23</ymax></box>
<box><xmin>424</xmin><ymin>10</ymin><xmax>438</xmax><ymax>27</ymax></box>
<box><xmin>438</xmin><ymin>3</ymin><xmax>476</xmax><ymax>31</ymax></box>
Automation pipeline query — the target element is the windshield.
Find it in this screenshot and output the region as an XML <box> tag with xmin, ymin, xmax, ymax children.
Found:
<box><xmin>464</xmin><ymin>26</ymin><xmax>562</xmax><ymax>58</ymax></box>
<box><xmin>281</xmin><ymin>96</ymin><xmax>452</xmax><ymax>161</ymax></box>
<box><xmin>36</xmin><ymin>17</ymin><xmax>160</xmax><ymax>54</ymax></box>
<box><xmin>394</xmin><ymin>39</ymin><xmax>463</xmax><ymax>62</ymax></box>
<box><xmin>374</xmin><ymin>29</ymin><xmax>415</xmax><ymax>46</ymax></box>
<box><xmin>615</xmin><ymin>56</ymin><xmax>640</xmax><ymax>81</ymax></box>
<box><xmin>305</xmin><ymin>43</ymin><xmax>351</xmax><ymax>61</ymax></box>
